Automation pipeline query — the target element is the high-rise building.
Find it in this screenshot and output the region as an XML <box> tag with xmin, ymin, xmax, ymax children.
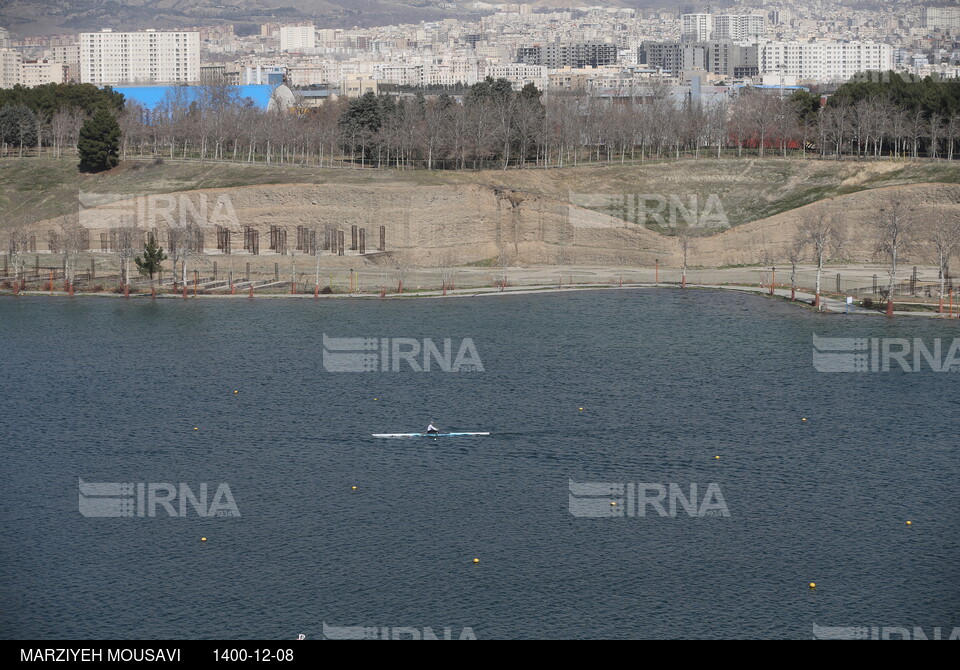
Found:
<box><xmin>641</xmin><ymin>42</ymin><xmax>692</xmax><ymax>73</ymax></box>
<box><xmin>713</xmin><ymin>15</ymin><xmax>765</xmax><ymax>41</ymax></box>
<box><xmin>682</xmin><ymin>14</ymin><xmax>713</xmax><ymax>42</ymax></box>
<box><xmin>922</xmin><ymin>7</ymin><xmax>960</xmax><ymax>30</ymax></box>
<box><xmin>48</xmin><ymin>44</ymin><xmax>79</xmax><ymax>64</ymax></box>
<box><xmin>0</xmin><ymin>48</ymin><xmax>22</xmax><ymax>88</ymax></box>
<box><xmin>701</xmin><ymin>41</ymin><xmax>759</xmax><ymax>78</ymax></box>
<box><xmin>279</xmin><ymin>25</ymin><xmax>315</xmax><ymax>52</ymax></box>
<box><xmin>770</xmin><ymin>9</ymin><xmax>792</xmax><ymax>26</ymax></box>
<box><xmin>21</xmin><ymin>59</ymin><xmax>68</xmax><ymax>86</ymax></box>
<box><xmin>516</xmin><ymin>42</ymin><xmax>618</xmax><ymax>68</ymax></box>
<box><xmin>80</xmin><ymin>29</ymin><xmax>200</xmax><ymax>85</ymax></box>
<box><xmin>642</xmin><ymin>40</ymin><xmax>759</xmax><ymax>78</ymax></box>
<box><xmin>760</xmin><ymin>41</ymin><xmax>894</xmax><ymax>82</ymax></box>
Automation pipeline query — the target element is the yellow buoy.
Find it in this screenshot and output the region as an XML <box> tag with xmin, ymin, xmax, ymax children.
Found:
<box><xmin>610</xmin><ymin>501</ymin><xmax>617</xmax><ymax>507</ymax></box>
<box><xmin>809</xmin><ymin>582</ymin><xmax>816</xmax><ymax>589</ymax></box>
<box><xmin>473</xmin><ymin>558</ymin><xmax>480</xmax><ymax>564</ymax></box>
<box><xmin>374</xmin><ymin>397</ymin><xmax>378</xmax><ymax>400</ymax></box>
<box><xmin>906</xmin><ymin>521</ymin><xmax>912</xmax><ymax>526</ymax></box>
<box><xmin>351</xmin><ymin>486</ymin><xmax>358</xmax><ymax>491</ymax></box>
<box><xmin>802</xmin><ymin>418</ymin><xmax>807</xmax><ymax>422</ymax></box>
<box><xmin>579</xmin><ymin>407</ymin><xmax>584</xmax><ymax>411</ymax></box>
<box><xmin>715</xmin><ymin>455</ymin><xmax>721</xmax><ymax>460</ymax></box>
<box><xmin>193</xmin><ymin>427</ymin><xmax>198</xmax><ymax>431</ymax></box>
<box><xmin>201</xmin><ymin>537</ymin><xmax>207</xmax><ymax>542</ymax></box>
<box><xmin>234</xmin><ymin>390</ymin><xmax>238</xmax><ymax>394</ymax></box>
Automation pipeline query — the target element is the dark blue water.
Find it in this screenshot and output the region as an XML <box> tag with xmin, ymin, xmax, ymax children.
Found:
<box><xmin>1</xmin><ymin>290</ymin><xmax>958</xmax><ymax>640</ymax></box>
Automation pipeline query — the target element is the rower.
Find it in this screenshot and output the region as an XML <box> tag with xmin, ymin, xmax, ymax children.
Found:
<box><xmin>426</xmin><ymin>423</ymin><xmax>439</xmax><ymax>434</ymax></box>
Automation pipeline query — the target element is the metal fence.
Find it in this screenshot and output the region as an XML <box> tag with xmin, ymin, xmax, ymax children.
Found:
<box><xmin>2</xmin><ymin>252</ymin><xmax>953</xmax><ymax>302</ymax></box>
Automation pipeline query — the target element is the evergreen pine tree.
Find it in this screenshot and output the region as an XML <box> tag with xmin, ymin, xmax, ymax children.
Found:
<box><xmin>135</xmin><ymin>234</ymin><xmax>168</xmax><ymax>291</ymax></box>
<box><xmin>77</xmin><ymin>109</ymin><xmax>121</xmax><ymax>173</ymax></box>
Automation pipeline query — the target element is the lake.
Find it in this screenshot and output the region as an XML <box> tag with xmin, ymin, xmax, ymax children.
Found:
<box><xmin>1</xmin><ymin>289</ymin><xmax>958</xmax><ymax>639</ymax></box>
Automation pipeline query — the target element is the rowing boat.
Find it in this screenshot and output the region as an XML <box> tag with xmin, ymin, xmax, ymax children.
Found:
<box><xmin>371</xmin><ymin>432</ymin><xmax>490</xmax><ymax>438</ymax></box>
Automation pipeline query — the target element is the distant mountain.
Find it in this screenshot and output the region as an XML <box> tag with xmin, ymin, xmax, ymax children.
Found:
<box><xmin>0</xmin><ymin>0</ymin><xmax>679</xmax><ymax>36</ymax></box>
<box><xmin>0</xmin><ymin>0</ymin><xmax>488</xmax><ymax>35</ymax></box>
<box><xmin>13</xmin><ymin>1</ymin><xmax>855</xmax><ymax>37</ymax></box>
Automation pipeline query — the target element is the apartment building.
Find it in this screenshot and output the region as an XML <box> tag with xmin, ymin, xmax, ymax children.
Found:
<box><xmin>516</xmin><ymin>42</ymin><xmax>617</xmax><ymax>68</ymax></box>
<box><xmin>483</xmin><ymin>63</ymin><xmax>548</xmax><ymax>91</ymax></box>
<box><xmin>279</xmin><ymin>25</ymin><xmax>315</xmax><ymax>52</ymax></box>
<box><xmin>760</xmin><ymin>40</ymin><xmax>894</xmax><ymax>82</ymax></box>
<box><xmin>199</xmin><ymin>63</ymin><xmax>241</xmax><ymax>85</ymax></box>
<box><xmin>422</xmin><ymin>58</ymin><xmax>479</xmax><ymax>86</ymax></box>
<box><xmin>682</xmin><ymin>14</ymin><xmax>712</xmax><ymax>42</ymax></box>
<box><xmin>921</xmin><ymin>7</ymin><xmax>960</xmax><ymax>31</ymax></box>
<box><xmin>713</xmin><ymin>15</ymin><xmax>765</xmax><ymax>41</ymax></box>
<box><xmin>683</xmin><ymin>13</ymin><xmax>765</xmax><ymax>43</ymax></box>
<box><xmin>374</xmin><ymin>63</ymin><xmax>423</xmax><ymax>87</ymax></box>
<box><xmin>48</xmin><ymin>43</ymin><xmax>79</xmax><ymax>65</ymax></box>
<box><xmin>0</xmin><ymin>48</ymin><xmax>21</xmax><ymax>88</ymax></box>
<box><xmin>340</xmin><ymin>73</ymin><xmax>378</xmax><ymax>97</ymax></box>
<box><xmin>703</xmin><ymin>41</ymin><xmax>760</xmax><ymax>78</ymax></box>
<box><xmin>21</xmin><ymin>60</ymin><xmax>68</xmax><ymax>86</ymax></box>
<box><xmin>287</xmin><ymin>64</ymin><xmax>335</xmax><ymax>87</ymax></box>
<box><xmin>80</xmin><ymin>29</ymin><xmax>200</xmax><ymax>85</ymax></box>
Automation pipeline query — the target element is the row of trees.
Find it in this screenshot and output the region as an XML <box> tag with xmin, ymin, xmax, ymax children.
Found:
<box><xmin>0</xmin><ymin>83</ymin><xmax>123</xmax><ymax>158</ymax></box>
<box><xmin>111</xmin><ymin>79</ymin><xmax>960</xmax><ymax>169</ymax></box>
<box><xmin>3</xmin><ymin>213</ymin><xmax>199</xmax><ymax>290</ymax></box>
<box><xmin>6</xmin><ymin>203</ymin><xmax>959</xmax><ymax>309</ymax></box>
<box><xmin>4</xmin><ymin>75</ymin><xmax>960</xmax><ymax>168</ymax></box>
<box><xmin>783</xmin><ymin>195</ymin><xmax>960</xmax><ymax>312</ymax></box>
<box><xmin>829</xmin><ymin>72</ymin><xmax>960</xmax><ymax>121</ymax></box>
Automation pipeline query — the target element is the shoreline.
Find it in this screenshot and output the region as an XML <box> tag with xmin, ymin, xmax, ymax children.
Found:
<box><xmin>2</xmin><ymin>282</ymin><xmax>957</xmax><ymax>318</ymax></box>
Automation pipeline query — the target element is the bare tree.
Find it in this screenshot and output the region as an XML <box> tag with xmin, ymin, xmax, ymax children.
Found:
<box><xmin>167</xmin><ymin>225</ymin><xmax>192</xmax><ymax>292</ymax></box>
<box><xmin>312</xmin><ymin>225</ymin><xmax>326</xmax><ymax>295</ymax></box>
<box><xmin>928</xmin><ymin>113</ymin><xmax>945</xmax><ymax>161</ymax></box>
<box><xmin>945</xmin><ymin>113</ymin><xmax>960</xmax><ymax>162</ymax></box>
<box><xmin>439</xmin><ymin>248</ymin><xmax>461</xmax><ymax>295</ymax></box>
<box><xmin>5</xmin><ymin>217</ymin><xmax>29</xmax><ymax>286</ymax></box>
<box><xmin>370</xmin><ymin>249</ymin><xmax>414</xmax><ymax>294</ymax></box>
<box><xmin>59</xmin><ymin>212</ymin><xmax>85</xmax><ymax>287</ymax></box>
<box><xmin>798</xmin><ymin>206</ymin><xmax>845</xmax><ymax>309</ymax></box>
<box><xmin>183</xmin><ymin>222</ymin><xmax>203</xmax><ymax>289</ymax></box>
<box><xmin>392</xmin><ymin>251</ymin><xmax>414</xmax><ymax>294</ymax></box>
<box><xmin>114</xmin><ymin>218</ymin><xmax>140</xmax><ymax>291</ymax></box>
<box><xmin>676</xmin><ymin>228</ymin><xmax>695</xmax><ymax>288</ymax></box>
<box><xmin>784</xmin><ymin>232</ymin><xmax>806</xmax><ymax>301</ymax></box>
<box><xmin>497</xmin><ymin>242</ymin><xmax>513</xmax><ymax>290</ymax></box>
<box><xmin>926</xmin><ymin>210</ymin><xmax>960</xmax><ymax>312</ymax></box>
<box><xmin>870</xmin><ymin>195</ymin><xmax>918</xmax><ymax>312</ymax></box>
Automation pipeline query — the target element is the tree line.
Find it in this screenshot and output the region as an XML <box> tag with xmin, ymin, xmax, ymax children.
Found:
<box><xmin>3</xmin><ymin>74</ymin><xmax>960</xmax><ymax>168</ymax></box>
<box><xmin>0</xmin><ymin>83</ymin><xmax>123</xmax><ymax>158</ymax></box>
<box><xmin>113</xmin><ymin>75</ymin><xmax>960</xmax><ymax>168</ymax></box>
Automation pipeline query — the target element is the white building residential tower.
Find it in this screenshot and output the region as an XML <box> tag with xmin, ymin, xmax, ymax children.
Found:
<box><xmin>80</xmin><ymin>29</ymin><xmax>200</xmax><ymax>85</ymax></box>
